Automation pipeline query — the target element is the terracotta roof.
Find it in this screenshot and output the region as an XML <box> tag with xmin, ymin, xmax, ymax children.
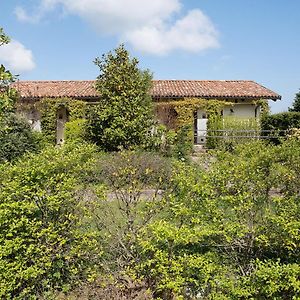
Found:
<box><xmin>13</xmin><ymin>80</ymin><xmax>99</xmax><ymax>100</ymax></box>
<box><xmin>13</xmin><ymin>80</ymin><xmax>281</xmax><ymax>101</ymax></box>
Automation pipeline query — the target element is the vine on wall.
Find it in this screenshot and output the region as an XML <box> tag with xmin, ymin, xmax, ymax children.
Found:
<box><xmin>37</xmin><ymin>98</ymin><xmax>87</xmax><ymax>143</ymax></box>
<box><xmin>254</xmin><ymin>99</ymin><xmax>270</xmax><ymax>117</ymax></box>
<box><xmin>156</xmin><ymin>98</ymin><xmax>232</xmax><ymax>142</ymax></box>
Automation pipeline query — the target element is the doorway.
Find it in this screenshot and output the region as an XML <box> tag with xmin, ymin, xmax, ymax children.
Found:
<box><xmin>56</xmin><ymin>106</ymin><xmax>68</xmax><ymax>145</ymax></box>
<box><xmin>194</xmin><ymin>110</ymin><xmax>208</xmax><ymax>144</ymax></box>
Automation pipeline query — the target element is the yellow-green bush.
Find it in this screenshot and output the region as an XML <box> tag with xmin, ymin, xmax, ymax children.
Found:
<box><xmin>136</xmin><ymin>140</ymin><xmax>300</xmax><ymax>299</ymax></box>
<box><xmin>0</xmin><ymin>143</ymin><xmax>100</xmax><ymax>299</ymax></box>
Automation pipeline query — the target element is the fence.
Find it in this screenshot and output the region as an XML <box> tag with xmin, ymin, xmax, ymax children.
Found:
<box><xmin>194</xmin><ymin>129</ymin><xmax>288</xmax><ymax>145</ymax></box>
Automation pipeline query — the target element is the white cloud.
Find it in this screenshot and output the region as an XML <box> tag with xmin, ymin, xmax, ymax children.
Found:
<box><xmin>126</xmin><ymin>10</ymin><xmax>219</xmax><ymax>55</ymax></box>
<box><xmin>15</xmin><ymin>0</ymin><xmax>219</xmax><ymax>55</ymax></box>
<box><xmin>0</xmin><ymin>40</ymin><xmax>36</xmax><ymax>73</ymax></box>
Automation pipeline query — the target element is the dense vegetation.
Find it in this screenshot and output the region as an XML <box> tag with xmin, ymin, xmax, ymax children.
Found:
<box><xmin>289</xmin><ymin>89</ymin><xmax>300</xmax><ymax>112</ymax></box>
<box><xmin>1</xmin><ymin>30</ymin><xmax>300</xmax><ymax>299</ymax></box>
<box><xmin>0</xmin><ymin>28</ymin><xmax>40</xmax><ymax>162</ymax></box>
<box><xmin>0</xmin><ymin>139</ymin><xmax>299</xmax><ymax>299</ymax></box>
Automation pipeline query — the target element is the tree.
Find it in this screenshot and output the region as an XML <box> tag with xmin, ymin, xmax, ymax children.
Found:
<box><xmin>0</xmin><ymin>28</ymin><xmax>18</xmax><ymax>117</ymax></box>
<box><xmin>289</xmin><ymin>89</ymin><xmax>300</xmax><ymax>112</ymax></box>
<box><xmin>87</xmin><ymin>44</ymin><xmax>154</xmax><ymax>151</ymax></box>
<box><xmin>0</xmin><ymin>28</ymin><xmax>39</xmax><ymax>162</ymax></box>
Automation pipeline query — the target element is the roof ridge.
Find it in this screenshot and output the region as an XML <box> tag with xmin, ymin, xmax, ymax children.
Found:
<box><xmin>15</xmin><ymin>79</ymin><xmax>255</xmax><ymax>83</ymax></box>
<box><xmin>14</xmin><ymin>80</ymin><xmax>96</xmax><ymax>83</ymax></box>
<box><xmin>152</xmin><ymin>79</ymin><xmax>254</xmax><ymax>82</ymax></box>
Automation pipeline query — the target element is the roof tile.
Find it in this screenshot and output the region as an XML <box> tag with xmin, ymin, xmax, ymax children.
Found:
<box><xmin>12</xmin><ymin>80</ymin><xmax>281</xmax><ymax>100</ymax></box>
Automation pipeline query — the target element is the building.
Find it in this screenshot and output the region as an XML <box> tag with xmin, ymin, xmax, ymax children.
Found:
<box><xmin>13</xmin><ymin>80</ymin><xmax>281</xmax><ymax>144</ymax></box>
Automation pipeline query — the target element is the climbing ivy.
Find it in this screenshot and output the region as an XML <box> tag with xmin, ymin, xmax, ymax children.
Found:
<box><xmin>255</xmin><ymin>99</ymin><xmax>270</xmax><ymax>117</ymax></box>
<box><xmin>156</xmin><ymin>98</ymin><xmax>231</xmax><ymax>146</ymax></box>
<box><xmin>157</xmin><ymin>98</ymin><xmax>230</xmax><ymax>127</ymax></box>
<box><xmin>37</xmin><ymin>98</ymin><xmax>87</xmax><ymax>143</ymax></box>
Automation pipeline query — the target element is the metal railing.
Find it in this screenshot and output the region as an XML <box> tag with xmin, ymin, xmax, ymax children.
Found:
<box><xmin>194</xmin><ymin>129</ymin><xmax>287</xmax><ymax>144</ymax></box>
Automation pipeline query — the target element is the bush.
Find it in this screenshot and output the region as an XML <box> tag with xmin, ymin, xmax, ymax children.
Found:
<box><xmin>0</xmin><ymin>143</ymin><xmax>100</xmax><ymax>299</ymax></box>
<box><xmin>65</xmin><ymin>118</ymin><xmax>87</xmax><ymax>143</ymax></box>
<box><xmin>207</xmin><ymin>116</ymin><xmax>260</xmax><ymax>149</ymax></box>
<box><xmin>136</xmin><ymin>140</ymin><xmax>300</xmax><ymax>299</ymax></box>
<box><xmin>0</xmin><ymin>113</ymin><xmax>41</xmax><ymax>163</ymax></box>
<box><xmin>261</xmin><ymin>112</ymin><xmax>300</xmax><ymax>142</ymax></box>
<box><xmin>90</xmin><ymin>151</ymin><xmax>172</xmax><ymax>274</ymax></box>
<box><xmin>143</xmin><ymin>124</ymin><xmax>193</xmax><ymax>160</ymax></box>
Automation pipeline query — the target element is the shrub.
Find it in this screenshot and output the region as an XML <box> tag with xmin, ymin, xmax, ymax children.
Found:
<box><xmin>89</xmin><ymin>151</ymin><xmax>172</xmax><ymax>275</ymax></box>
<box><xmin>143</xmin><ymin>124</ymin><xmax>193</xmax><ymax>160</ymax></box>
<box><xmin>136</xmin><ymin>140</ymin><xmax>300</xmax><ymax>299</ymax></box>
<box><xmin>261</xmin><ymin>112</ymin><xmax>300</xmax><ymax>142</ymax></box>
<box><xmin>65</xmin><ymin>118</ymin><xmax>87</xmax><ymax>143</ymax></box>
<box><xmin>171</xmin><ymin>125</ymin><xmax>193</xmax><ymax>160</ymax></box>
<box><xmin>207</xmin><ymin>116</ymin><xmax>260</xmax><ymax>149</ymax></box>
<box><xmin>0</xmin><ymin>143</ymin><xmax>100</xmax><ymax>299</ymax></box>
<box><xmin>0</xmin><ymin>113</ymin><xmax>41</xmax><ymax>163</ymax></box>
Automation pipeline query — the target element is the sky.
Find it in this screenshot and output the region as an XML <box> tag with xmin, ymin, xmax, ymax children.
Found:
<box><xmin>0</xmin><ymin>0</ymin><xmax>299</xmax><ymax>113</ymax></box>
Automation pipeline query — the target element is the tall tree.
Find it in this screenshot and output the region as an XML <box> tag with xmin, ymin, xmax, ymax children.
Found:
<box><xmin>87</xmin><ymin>44</ymin><xmax>154</xmax><ymax>151</ymax></box>
<box><xmin>0</xmin><ymin>28</ymin><xmax>17</xmax><ymax>116</ymax></box>
<box><xmin>0</xmin><ymin>28</ymin><xmax>38</xmax><ymax>162</ymax></box>
<box><xmin>288</xmin><ymin>89</ymin><xmax>300</xmax><ymax>112</ymax></box>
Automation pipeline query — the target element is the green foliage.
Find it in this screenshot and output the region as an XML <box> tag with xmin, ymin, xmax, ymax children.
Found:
<box><xmin>262</xmin><ymin>112</ymin><xmax>300</xmax><ymax>131</ymax></box>
<box><xmin>0</xmin><ymin>114</ymin><xmax>41</xmax><ymax>163</ymax></box>
<box><xmin>65</xmin><ymin>118</ymin><xmax>87</xmax><ymax>143</ymax></box>
<box><xmin>157</xmin><ymin>98</ymin><xmax>229</xmax><ymax>148</ymax></box>
<box><xmin>208</xmin><ymin>116</ymin><xmax>261</xmax><ymax>149</ymax></box>
<box><xmin>0</xmin><ymin>29</ymin><xmax>39</xmax><ymax>163</ymax></box>
<box><xmin>0</xmin><ymin>29</ymin><xmax>18</xmax><ymax>118</ymax></box>
<box><xmin>38</xmin><ymin>98</ymin><xmax>86</xmax><ymax>143</ymax></box>
<box><xmin>0</xmin><ymin>28</ymin><xmax>10</xmax><ymax>46</ymax></box>
<box><xmin>171</xmin><ymin>125</ymin><xmax>193</xmax><ymax>161</ymax></box>
<box><xmin>0</xmin><ymin>144</ymin><xmax>100</xmax><ymax>299</ymax></box>
<box><xmin>255</xmin><ymin>99</ymin><xmax>270</xmax><ymax>117</ymax></box>
<box><xmin>261</xmin><ymin>112</ymin><xmax>300</xmax><ymax>143</ymax></box>
<box><xmin>289</xmin><ymin>89</ymin><xmax>300</xmax><ymax>112</ymax></box>
<box><xmin>136</xmin><ymin>140</ymin><xmax>300</xmax><ymax>299</ymax></box>
<box><xmin>89</xmin><ymin>151</ymin><xmax>171</xmax><ymax>278</ymax></box>
<box><xmin>86</xmin><ymin>44</ymin><xmax>154</xmax><ymax>151</ymax></box>
<box><xmin>143</xmin><ymin>124</ymin><xmax>192</xmax><ymax>161</ymax></box>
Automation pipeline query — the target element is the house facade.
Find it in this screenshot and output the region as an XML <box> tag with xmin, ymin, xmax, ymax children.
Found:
<box><xmin>12</xmin><ymin>80</ymin><xmax>281</xmax><ymax>144</ymax></box>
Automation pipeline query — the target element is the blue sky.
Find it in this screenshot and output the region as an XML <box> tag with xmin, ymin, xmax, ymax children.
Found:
<box><xmin>0</xmin><ymin>0</ymin><xmax>299</xmax><ymax>112</ymax></box>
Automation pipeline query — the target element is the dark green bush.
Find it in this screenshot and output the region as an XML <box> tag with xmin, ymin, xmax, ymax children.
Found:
<box><xmin>0</xmin><ymin>113</ymin><xmax>41</xmax><ymax>163</ymax></box>
<box><xmin>261</xmin><ymin>112</ymin><xmax>300</xmax><ymax>142</ymax></box>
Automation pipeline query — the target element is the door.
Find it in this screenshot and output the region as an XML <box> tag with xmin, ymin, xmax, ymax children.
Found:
<box><xmin>196</xmin><ymin>110</ymin><xmax>208</xmax><ymax>144</ymax></box>
<box><xmin>56</xmin><ymin>107</ymin><xmax>67</xmax><ymax>145</ymax></box>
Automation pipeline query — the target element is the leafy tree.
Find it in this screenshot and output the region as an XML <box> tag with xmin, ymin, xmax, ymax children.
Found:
<box><xmin>0</xmin><ymin>143</ymin><xmax>100</xmax><ymax>299</ymax></box>
<box><xmin>289</xmin><ymin>89</ymin><xmax>300</xmax><ymax>112</ymax></box>
<box><xmin>0</xmin><ymin>28</ymin><xmax>18</xmax><ymax>117</ymax></box>
<box><xmin>0</xmin><ymin>28</ymin><xmax>39</xmax><ymax>162</ymax></box>
<box><xmin>87</xmin><ymin>45</ymin><xmax>154</xmax><ymax>151</ymax></box>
